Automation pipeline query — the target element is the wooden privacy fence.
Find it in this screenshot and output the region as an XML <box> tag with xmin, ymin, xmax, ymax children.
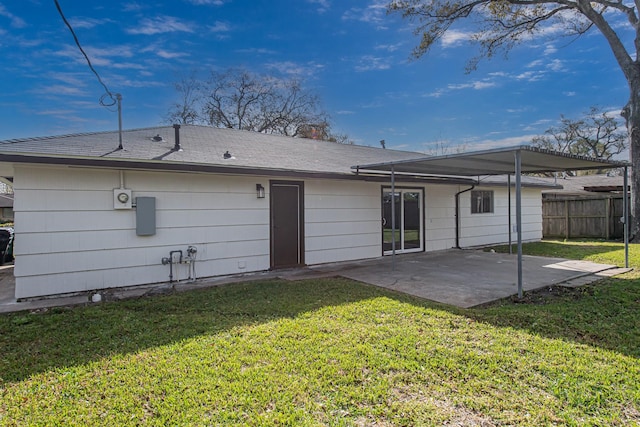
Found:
<box><xmin>542</xmin><ymin>196</ymin><xmax>626</xmax><ymax>239</ymax></box>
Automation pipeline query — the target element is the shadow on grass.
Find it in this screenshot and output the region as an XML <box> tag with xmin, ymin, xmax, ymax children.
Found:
<box><xmin>473</xmin><ymin>239</ymin><xmax>639</xmax><ymax>358</ymax></box>
<box><xmin>0</xmin><ymin>277</ymin><xmax>386</xmax><ymax>383</ymax></box>
<box><xmin>465</xmin><ymin>274</ymin><xmax>640</xmax><ymax>359</ymax></box>
<box><xmin>1</xmin><ymin>271</ymin><xmax>638</xmax><ymax>385</ymax></box>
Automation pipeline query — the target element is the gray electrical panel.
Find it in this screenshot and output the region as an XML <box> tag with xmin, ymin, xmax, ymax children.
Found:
<box><xmin>136</xmin><ymin>197</ymin><xmax>156</xmax><ymax>236</ymax></box>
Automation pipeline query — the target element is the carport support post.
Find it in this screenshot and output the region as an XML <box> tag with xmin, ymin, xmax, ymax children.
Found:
<box><xmin>391</xmin><ymin>165</ymin><xmax>396</xmax><ymax>271</ymax></box>
<box><xmin>508</xmin><ymin>174</ymin><xmax>512</xmax><ymax>254</ymax></box>
<box><xmin>515</xmin><ymin>150</ymin><xmax>523</xmax><ymax>299</ymax></box>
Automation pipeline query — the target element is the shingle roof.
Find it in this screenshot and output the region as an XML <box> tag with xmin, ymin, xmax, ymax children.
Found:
<box><xmin>537</xmin><ymin>173</ymin><xmax>625</xmax><ymax>194</ymax></box>
<box><xmin>0</xmin><ymin>126</ymin><xmax>565</xmax><ymax>189</ymax></box>
<box><xmin>0</xmin><ymin>125</ymin><xmax>426</xmax><ymax>176</ymax></box>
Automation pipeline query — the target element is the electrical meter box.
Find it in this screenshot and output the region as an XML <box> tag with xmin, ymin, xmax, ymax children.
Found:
<box><xmin>113</xmin><ymin>188</ymin><xmax>132</xmax><ymax>209</ymax></box>
<box><xmin>136</xmin><ymin>196</ymin><xmax>156</xmax><ymax>236</ymax></box>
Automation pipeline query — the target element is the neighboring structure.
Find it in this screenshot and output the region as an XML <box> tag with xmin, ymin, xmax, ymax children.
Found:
<box><xmin>540</xmin><ymin>172</ymin><xmax>626</xmax><ymax>198</ymax></box>
<box><xmin>539</xmin><ymin>172</ymin><xmax>627</xmax><ymax>239</ymax></box>
<box><xmin>0</xmin><ymin>125</ymin><xmax>550</xmax><ymax>299</ymax></box>
<box><xmin>0</xmin><ymin>192</ymin><xmax>13</xmax><ymax>222</ymax></box>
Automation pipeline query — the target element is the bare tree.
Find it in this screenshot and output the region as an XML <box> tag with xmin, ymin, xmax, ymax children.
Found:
<box><xmin>166</xmin><ymin>68</ymin><xmax>350</xmax><ymax>142</ymax></box>
<box><xmin>195</xmin><ymin>69</ymin><xmax>329</xmax><ymax>139</ymax></box>
<box><xmin>532</xmin><ymin>107</ymin><xmax>627</xmax><ymax>160</ymax></box>
<box><xmin>202</xmin><ymin>69</ymin><xmax>274</xmax><ymax>131</ymax></box>
<box><xmin>389</xmin><ymin>0</ymin><xmax>640</xmax><ymax>235</ymax></box>
<box><xmin>165</xmin><ymin>71</ymin><xmax>201</xmax><ymax>125</ymax></box>
<box><xmin>262</xmin><ymin>79</ymin><xmax>330</xmax><ymax>137</ymax></box>
<box><xmin>424</xmin><ymin>139</ymin><xmax>468</xmax><ymax>156</ymax></box>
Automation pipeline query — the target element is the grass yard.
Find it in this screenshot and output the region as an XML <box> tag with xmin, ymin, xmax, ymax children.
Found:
<box><xmin>1</xmin><ymin>240</ymin><xmax>639</xmax><ymax>426</ymax></box>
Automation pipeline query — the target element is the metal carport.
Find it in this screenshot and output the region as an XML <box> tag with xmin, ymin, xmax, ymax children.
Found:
<box><xmin>352</xmin><ymin>145</ymin><xmax>630</xmax><ymax>298</ymax></box>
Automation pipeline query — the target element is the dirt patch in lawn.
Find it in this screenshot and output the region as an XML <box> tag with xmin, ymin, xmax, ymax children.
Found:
<box><xmin>506</xmin><ymin>284</ymin><xmax>596</xmax><ymax>305</ymax></box>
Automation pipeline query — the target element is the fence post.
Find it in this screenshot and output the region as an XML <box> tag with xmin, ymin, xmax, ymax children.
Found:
<box><xmin>564</xmin><ymin>199</ymin><xmax>569</xmax><ymax>240</ymax></box>
<box><xmin>605</xmin><ymin>198</ymin><xmax>610</xmax><ymax>240</ymax></box>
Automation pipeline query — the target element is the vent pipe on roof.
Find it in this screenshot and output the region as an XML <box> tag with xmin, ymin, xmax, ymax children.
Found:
<box><xmin>173</xmin><ymin>124</ymin><xmax>181</xmax><ymax>151</ymax></box>
<box><xmin>117</xmin><ymin>94</ymin><xmax>123</xmax><ymax>150</ymax></box>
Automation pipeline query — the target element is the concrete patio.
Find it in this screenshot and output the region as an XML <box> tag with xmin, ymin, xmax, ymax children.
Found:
<box><xmin>0</xmin><ymin>249</ymin><xmax>631</xmax><ymax>313</ymax></box>
<box><xmin>283</xmin><ymin>249</ymin><xmax>630</xmax><ymax>308</ymax></box>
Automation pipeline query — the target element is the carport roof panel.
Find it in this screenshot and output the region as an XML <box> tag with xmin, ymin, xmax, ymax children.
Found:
<box><xmin>351</xmin><ymin>145</ymin><xmax>629</xmax><ymax>176</ymax></box>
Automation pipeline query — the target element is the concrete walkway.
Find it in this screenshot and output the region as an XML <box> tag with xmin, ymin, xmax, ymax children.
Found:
<box><xmin>0</xmin><ymin>249</ymin><xmax>631</xmax><ymax>313</ymax></box>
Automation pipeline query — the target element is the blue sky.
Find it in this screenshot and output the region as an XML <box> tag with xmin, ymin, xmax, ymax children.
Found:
<box><xmin>0</xmin><ymin>0</ymin><xmax>630</xmax><ymax>153</ymax></box>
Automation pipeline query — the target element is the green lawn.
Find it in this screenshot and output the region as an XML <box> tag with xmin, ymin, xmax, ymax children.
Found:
<box><xmin>0</xmin><ymin>240</ymin><xmax>639</xmax><ymax>426</ymax></box>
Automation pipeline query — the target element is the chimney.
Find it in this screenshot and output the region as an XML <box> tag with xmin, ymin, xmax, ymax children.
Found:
<box><xmin>173</xmin><ymin>124</ymin><xmax>181</xmax><ymax>151</ymax></box>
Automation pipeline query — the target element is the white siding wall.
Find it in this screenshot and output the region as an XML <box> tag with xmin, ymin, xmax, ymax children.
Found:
<box><xmin>424</xmin><ymin>185</ymin><xmax>457</xmax><ymax>251</ymax></box>
<box><xmin>458</xmin><ymin>186</ymin><xmax>542</xmax><ymax>247</ymax></box>
<box><xmin>304</xmin><ymin>180</ymin><xmax>381</xmax><ymax>264</ymax></box>
<box><xmin>13</xmin><ymin>165</ymin><xmax>271</xmax><ymax>298</ymax></box>
<box><xmin>12</xmin><ymin>165</ymin><xmax>543</xmax><ymax>299</ymax></box>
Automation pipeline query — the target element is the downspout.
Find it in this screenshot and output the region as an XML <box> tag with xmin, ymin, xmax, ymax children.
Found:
<box><xmin>454</xmin><ymin>184</ymin><xmax>475</xmax><ymax>249</ymax></box>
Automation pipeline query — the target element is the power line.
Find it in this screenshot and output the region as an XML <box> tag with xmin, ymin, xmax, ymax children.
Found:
<box><xmin>53</xmin><ymin>0</ymin><xmax>117</xmax><ymax>107</ymax></box>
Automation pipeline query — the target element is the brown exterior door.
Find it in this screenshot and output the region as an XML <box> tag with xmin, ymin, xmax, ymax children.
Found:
<box><xmin>270</xmin><ymin>181</ymin><xmax>304</xmax><ymax>269</ymax></box>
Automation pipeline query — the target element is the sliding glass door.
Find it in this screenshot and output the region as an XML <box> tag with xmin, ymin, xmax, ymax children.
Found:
<box><xmin>382</xmin><ymin>188</ymin><xmax>423</xmax><ymax>254</ymax></box>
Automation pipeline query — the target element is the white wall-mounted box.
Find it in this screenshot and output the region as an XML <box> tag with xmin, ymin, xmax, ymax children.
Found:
<box><xmin>113</xmin><ymin>188</ymin><xmax>132</xmax><ymax>209</ymax></box>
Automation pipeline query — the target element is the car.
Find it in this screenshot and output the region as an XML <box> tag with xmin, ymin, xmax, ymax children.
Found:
<box><xmin>0</xmin><ymin>227</ymin><xmax>14</xmax><ymax>265</ymax></box>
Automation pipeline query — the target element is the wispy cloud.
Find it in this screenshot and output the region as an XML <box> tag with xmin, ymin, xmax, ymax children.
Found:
<box><xmin>374</xmin><ymin>42</ymin><xmax>403</xmax><ymax>52</ymax></box>
<box><xmin>265</xmin><ymin>61</ymin><xmax>325</xmax><ymax>77</ymax></box>
<box><xmin>526</xmin><ymin>59</ymin><xmax>544</xmax><ymax>68</ymax></box>
<box><xmin>126</xmin><ymin>16</ymin><xmax>194</xmax><ymax>35</ymax></box>
<box><xmin>35</xmin><ymin>109</ymin><xmax>76</xmax><ymax>116</ymax></box>
<box><xmin>209</xmin><ymin>21</ymin><xmax>231</xmax><ymax>33</ymax></box>
<box><xmin>185</xmin><ymin>0</ymin><xmax>227</xmax><ymax>4</ymax></box>
<box><xmin>68</xmin><ymin>17</ymin><xmax>113</xmax><ymax>29</ymax></box>
<box><xmin>116</xmin><ymin>78</ymin><xmax>165</xmax><ymax>88</ymax></box>
<box><xmin>307</xmin><ymin>0</ymin><xmax>330</xmax><ymax>13</ymax></box>
<box><xmin>514</xmin><ymin>70</ymin><xmax>545</xmax><ymax>82</ymax></box>
<box><xmin>54</xmin><ymin>45</ymin><xmax>134</xmax><ymax>64</ymax></box>
<box><xmin>514</xmin><ymin>58</ymin><xmax>567</xmax><ymax>81</ymax></box>
<box><xmin>547</xmin><ymin>58</ymin><xmax>566</xmax><ymax>72</ymax></box>
<box><xmin>522</xmin><ymin>119</ymin><xmax>553</xmax><ymax>131</ymax></box>
<box><xmin>0</xmin><ymin>4</ymin><xmax>26</xmax><ymax>28</ymax></box>
<box><xmin>236</xmin><ymin>47</ymin><xmax>277</xmax><ymax>55</ymax></box>
<box><xmin>448</xmin><ymin>81</ymin><xmax>496</xmax><ymax>90</ymax></box>
<box><xmin>425</xmin><ymin>78</ymin><xmax>496</xmax><ymax>97</ymax></box>
<box><xmin>543</xmin><ymin>44</ymin><xmax>558</xmax><ymax>55</ymax></box>
<box><xmin>15</xmin><ymin>36</ymin><xmax>47</xmax><ymax>48</ymax></box>
<box><xmin>441</xmin><ymin>29</ymin><xmax>472</xmax><ymax>48</ymax></box>
<box><xmin>354</xmin><ymin>55</ymin><xmax>391</xmax><ymax>72</ymax></box>
<box><xmin>506</xmin><ymin>107</ymin><xmax>532</xmax><ymax>114</ymax></box>
<box><xmin>122</xmin><ymin>2</ymin><xmax>147</xmax><ymax>12</ymax></box>
<box><xmin>48</xmin><ymin>72</ymin><xmax>89</xmax><ymax>87</ymax></box>
<box><xmin>155</xmin><ymin>49</ymin><xmax>189</xmax><ymax>59</ymax></box>
<box><xmin>52</xmin><ymin>44</ymin><xmax>148</xmax><ymax>71</ymax></box>
<box><xmin>32</xmin><ymin>84</ymin><xmax>88</xmax><ymax>97</ymax></box>
<box><xmin>84</xmin><ymin>46</ymin><xmax>136</xmax><ymax>59</ymax></box>
<box><xmin>342</xmin><ymin>0</ymin><xmax>388</xmax><ymax>28</ymax></box>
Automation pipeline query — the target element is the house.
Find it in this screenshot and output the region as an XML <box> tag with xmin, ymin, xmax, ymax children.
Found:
<box><xmin>539</xmin><ymin>172</ymin><xmax>626</xmax><ymax>199</ymax></box>
<box><xmin>0</xmin><ymin>125</ymin><xmax>552</xmax><ymax>300</ymax></box>
<box><xmin>0</xmin><ymin>192</ymin><xmax>14</xmax><ymax>221</ymax></box>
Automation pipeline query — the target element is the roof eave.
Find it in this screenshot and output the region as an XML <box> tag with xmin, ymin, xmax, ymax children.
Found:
<box><xmin>0</xmin><ymin>152</ymin><xmax>473</xmax><ymax>184</ymax></box>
